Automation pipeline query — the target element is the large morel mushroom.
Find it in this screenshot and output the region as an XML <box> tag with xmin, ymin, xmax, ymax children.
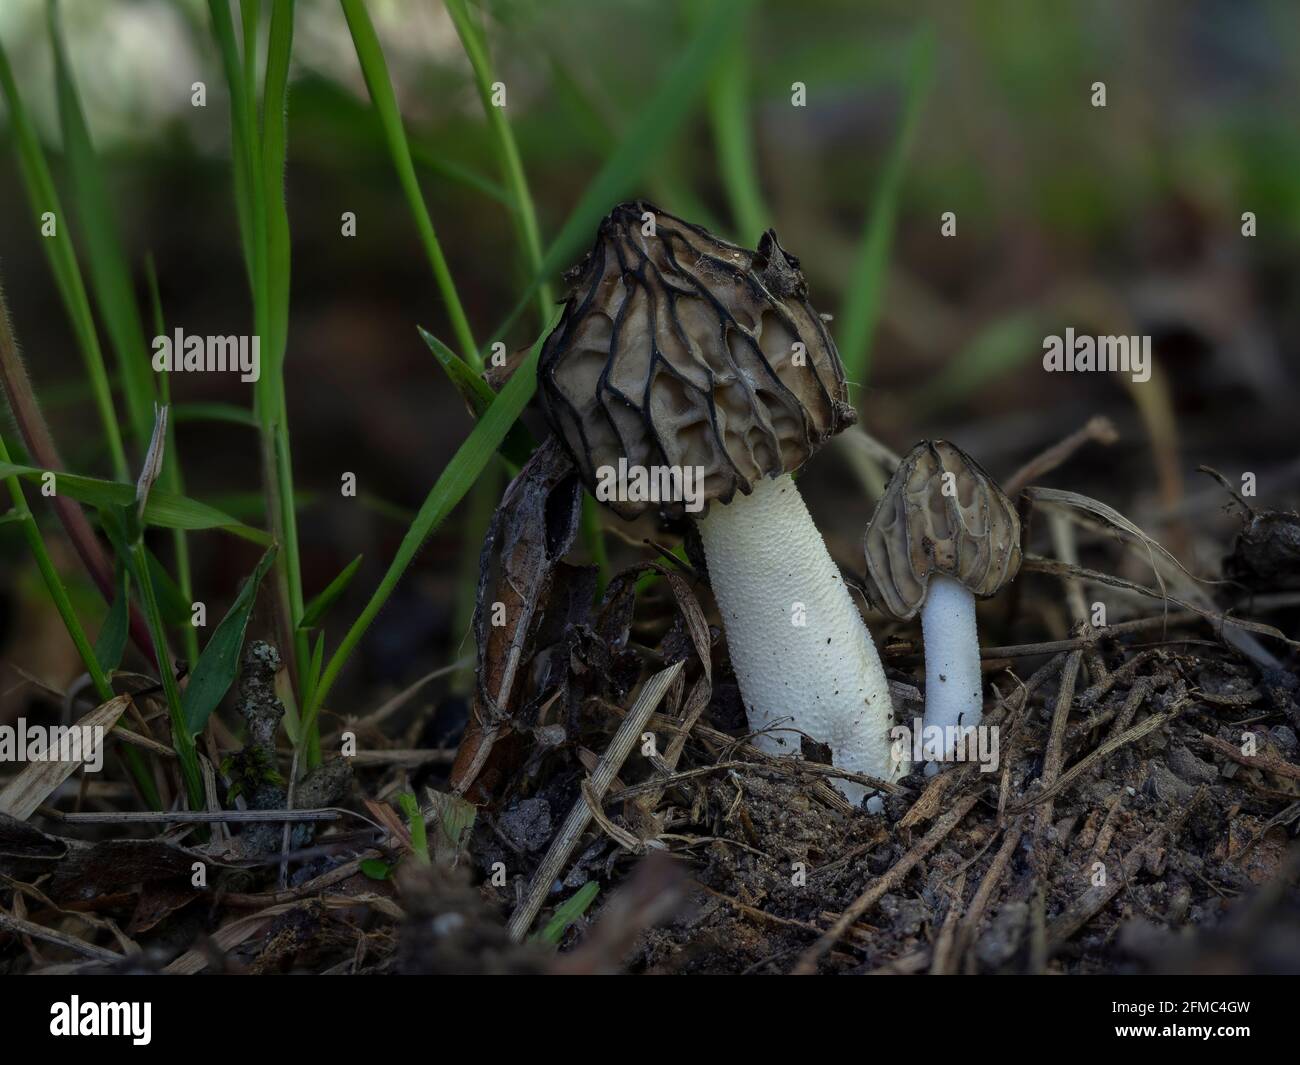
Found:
<box><xmin>538</xmin><ymin>202</ymin><xmax>902</xmax><ymax>802</ymax></box>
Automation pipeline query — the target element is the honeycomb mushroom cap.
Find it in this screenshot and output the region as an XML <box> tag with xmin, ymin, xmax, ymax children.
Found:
<box><xmin>539</xmin><ymin>201</ymin><xmax>856</xmax><ymax>519</ymax></box>
<box><xmin>864</xmin><ymin>440</ymin><xmax>1022</xmax><ymax>620</ymax></box>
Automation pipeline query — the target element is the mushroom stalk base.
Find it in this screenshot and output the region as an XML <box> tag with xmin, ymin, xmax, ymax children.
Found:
<box><xmin>920</xmin><ymin>574</ymin><xmax>983</xmax><ymax>765</ymax></box>
<box><xmin>697</xmin><ymin>473</ymin><xmax>901</xmax><ymax>804</ymax></box>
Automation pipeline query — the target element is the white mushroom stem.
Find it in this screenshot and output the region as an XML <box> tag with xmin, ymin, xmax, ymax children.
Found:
<box><xmin>696</xmin><ymin>473</ymin><xmax>902</xmax><ymax>805</ymax></box>
<box><xmin>919</xmin><ymin>574</ymin><xmax>983</xmax><ymax>768</ymax></box>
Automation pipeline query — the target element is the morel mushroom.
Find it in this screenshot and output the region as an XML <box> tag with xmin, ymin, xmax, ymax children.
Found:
<box><xmin>540</xmin><ymin>202</ymin><xmax>901</xmax><ymax>802</ymax></box>
<box><xmin>863</xmin><ymin>440</ymin><xmax>1021</xmax><ymax>767</ymax></box>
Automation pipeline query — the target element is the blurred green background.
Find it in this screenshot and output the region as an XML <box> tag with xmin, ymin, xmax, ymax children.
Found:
<box><xmin>1</xmin><ymin>0</ymin><xmax>1297</xmax><ymax>720</ymax></box>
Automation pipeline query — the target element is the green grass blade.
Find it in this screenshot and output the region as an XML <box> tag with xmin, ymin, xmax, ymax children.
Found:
<box><xmin>0</xmin><ymin>461</ymin><xmax>268</xmax><ymax>541</ymax></box>
<box><xmin>300</xmin><ymin>554</ymin><xmax>363</xmax><ymax>630</ymax></box>
<box><xmin>1</xmin><ymin>435</ymin><xmax>160</xmax><ymax>808</ymax></box>
<box><xmin>144</xmin><ymin>255</ymin><xmax>199</xmax><ymax>663</ymax></box>
<box><xmin>417</xmin><ymin>327</ymin><xmax>537</xmax><ymax>466</ymax></box>
<box><xmin>47</xmin><ymin>0</ymin><xmax>156</xmax><ymax>448</ymax></box>
<box><xmin>261</xmin><ymin>0</ymin><xmax>293</xmax><ymax>387</ymax></box>
<box><xmin>181</xmin><ymin>545</ymin><xmax>277</xmax><ymax>734</ymax></box>
<box><xmin>93</xmin><ymin>561</ymin><xmax>130</xmax><ymax>674</ymax></box>
<box><xmin>532</xmin><ymin>881</ymin><xmax>600</xmax><ymax>945</ymax></box>
<box><xmin>306</xmin><ymin>629</ymin><xmax>325</xmax><ymax>702</ymax></box>
<box><xmin>101</xmin><ymin>502</ymin><xmax>204</xmax><ymax>809</ymax></box>
<box><xmin>914</xmin><ymin>310</ymin><xmax>1045</xmax><ymax>415</ymax></box>
<box><xmin>444</xmin><ymin>0</ymin><xmax>553</xmax><ymax>319</ymax></box>
<box><xmin>836</xmin><ymin>25</ymin><xmax>934</xmax><ymax>396</ymax></box>
<box><xmin>398</xmin><ymin>792</ymin><xmax>430</xmax><ymax>865</ymax></box>
<box><xmin>145</xmin><ymin>547</ymin><xmax>193</xmax><ymax>627</ymax></box>
<box><xmin>0</xmin><ymin>434</ymin><xmax>112</xmax><ymax>701</ymax></box>
<box><xmin>260</xmin><ymin>1</ymin><xmax>310</xmax><ymax>696</ymax></box>
<box><xmin>308</xmin><ymin>308</ymin><xmax>561</xmax><ymax>722</ymax></box>
<box><xmin>207</xmin><ymin>0</ymin><xmax>259</xmax><ymax>287</ymax></box>
<box><xmin>208</xmin><ymin>0</ymin><xmax>308</xmax><ymax>721</ymax></box>
<box><xmin>708</xmin><ymin>30</ymin><xmax>768</xmax><ymax>244</ymax></box>
<box><xmin>0</xmin><ymin>39</ymin><xmax>128</xmax><ymax>479</ymax></box>
<box><xmin>340</xmin><ymin>0</ymin><xmax>479</xmax><ymax>368</ymax></box>
<box><xmin>493</xmin><ymin>0</ymin><xmax>751</xmax><ymax>344</ymax></box>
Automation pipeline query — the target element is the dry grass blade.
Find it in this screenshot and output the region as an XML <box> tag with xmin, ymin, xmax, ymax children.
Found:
<box><xmin>56</xmin><ymin>808</ymin><xmax>342</xmax><ymax>825</ymax></box>
<box><xmin>953</xmin><ymin>819</ymin><xmax>1024</xmax><ymax>973</ymax></box>
<box><xmin>1200</xmin><ymin>733</ymin><xmax>1300</xmax><ymax>782</ymax></box>
<box><xmin>506</xmin><ymin>661</ymin><xmax>684</xmax><ymax>942</ymax></box>
<box><xmin>0</xmin><ymin>695</ymin><xmax>129</xmax><ymax>820</ymax></box>
<box><xmin>1025</xmin><ymin>485</ymin><xmax>1203</xmax><ymax>596</ymax></box>
<box><xmin>1021</xmin><ymin>555</ymin><xmax>1298</xmax><ymax>648</ymax></box>
<box><xmin>1013</xmin><ymin>700</ymin><xmax>1185</xmax><ymax>812</ymax></box>
<box><xmin>0</xmin><ymin>907</ymin><xmax>126</xmax><ymax>964</ymax></box>
<box><xmin>1002</xmin><ymin>416</ymin><xmax>1118</xmax><ymax>497</ymax></box>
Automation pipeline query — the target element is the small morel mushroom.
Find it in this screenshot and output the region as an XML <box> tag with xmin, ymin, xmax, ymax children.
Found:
<box><xmin>863</xmin><ymin>441</ymin><xmax>1021</xmax><ymax>768</ymax></box>
<box><xmin>540</xmin><ymin>202</ymin><xmax>901</xmax><ymax>802</ymax></box>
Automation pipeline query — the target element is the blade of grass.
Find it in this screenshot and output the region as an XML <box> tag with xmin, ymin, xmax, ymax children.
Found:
<box><xmin>0</xmin><ymin>435</ymin><xmax>161</xmax><ymax>809</ymax></box>
<box><xmin>491</xmin><ymin>0</ymin><xmax>751</xmax><ymax>345</ymax></box>
<box><xmin>707</xmin><ymin>28</ymin><xmax>768</xmax><ymax>244</ymax></box>
<box><xmin>546</xmin><ymin>51</ymin><xmax>720</xmax><ymax>233</ymax></box>
<box><xmin>532</xmin><ymin>881</ymin><xmax>599</xmax><ymax>946</ymax></box>
<box><xmin>260</xmin><ymin>0</ymin><xmax>311</xmax><ymax>709</ymax></box>
<box><xmin>306</xmin><ymin>309</ymin><xmax>560</xmax><ymax>725</ymax></box>
<box><xmin>144</xmin><ymin>256</ymin><xmax>199</xmax><ymax>664</ymax></box>
<box><xmin>208</xmin><ymin>0</ymin><xmax>308</xmax><ymax>723</ymax></box>
<box><xmin>181</xmin><ymin>546</ymin><xmax>277</xmax><ymax>734</ymax></box>
<box><xmin>93</xmin><ymin>561</ymin><xmax>130</xmax><ymax>674</ymax></box>
<box><xmin>0</xmin><ymin>39</ymin><xmax>128</xmax><ymax>480</ymax></box>
<box><xmin>836</xmin><ymin>24</ymin><xmax>934</xmax><ymax>398</ymax></box>
<box><xmin>127</xmin><ymin>528</ymin><xmax>203</xmax><ymax>810</ymax></box>
<box><xmin>207</xmin><ymin>0</ymin><xmax>258</xmax><ymax>282</ymax></box>
<box><xmin>398</xmin><ymin>793</ymin><xmax>430</xmax><ymax>865</ymax></box>
<box><xmin>0</xmin><ymin>461</ymin><xmax>269</xmax><ymax>541</ymax></box>
<box><xmin>99</xmin><ymin>497</ymin><xmax>202</xmax><ymax>809</ymax></box>
<box><xmin>417</xmin><ymin>327</ymin><xmax>536</xmax><ymax>466</ymax></box>
<box><xmin>0</xmin><ymin>277</ymin><xmax>157</xmax><ymax>661</ymax></box>
<box><xmin>444</xmin><ymin>0</ymin><xmax>553</xmax><ymax>319</ymax></box>
<box><xmin>300</xmin><ymin>554</ymin><xmax>363</xmax><ymax>630</ymax></box>
<box><xmin>338</xmin><ymin>0</ymin><xmax>496</xmax><ymax>734</ymax></box>
<box><xmin>0</xmin><ymin>433</ymin><xmax>112</xmax><ymax>702</ymax></box>
<box><xmin>47</xmin><ymin>0</ymin><xmax>156</xmax><ymax>448</ymax></box>
<box><xmin>911</xmin><ymin>309</ymin><xmax>1044</xmax><ymax>415</ymax></box>
<box><xmin>444</xmin><ymin>1</ymin><xmax>609</xmax><ymax>603</ymax></box>
<box><xmin>339</xmin><ymin>0</ymin><xmax>479</xmax><ymax>368</ymax></box>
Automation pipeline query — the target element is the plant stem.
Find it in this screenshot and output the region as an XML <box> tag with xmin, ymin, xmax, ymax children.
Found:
<box><xmin>0</xmin><ymin>277</ymin><xmax>158</xmax><ymax>663</ymax></box>
<box><xmin>0</xmin><ymin>39</ymin><xmax>129</xmax><ymax>480</ymax></box>
<box><xmin>129</xmin><ymin>536</ymin><xmax>203</xmax><ymax>809</ymax></box>
<box><xmin>707</xmin><ymin>33</ymin><xmax>767</xmax><ymax>244</ymax></box>
<box><xmin>145</xmin><ymin>258</ymin><xmax>200</xmax><ymax>666</ymax></box>
<box><xmin>340</xmin><ymin>0</ymin><xmax>480</xmax><ymax>368</ymax></box>
<box><xmin>0</xmin><ymin>431</ymin><xmax>161</xmax><ymax>809</ymax></box>
<box><xmin>445</xmin><ymin>0</ymin><xmax>554</xmax><ymax>318</ymax></box>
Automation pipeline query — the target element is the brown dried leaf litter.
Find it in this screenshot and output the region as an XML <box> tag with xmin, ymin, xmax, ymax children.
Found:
<box><xmin>3</xmin><ymin>442</ymin><xmax>1300</xmax><ymax>974</ymax></box>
